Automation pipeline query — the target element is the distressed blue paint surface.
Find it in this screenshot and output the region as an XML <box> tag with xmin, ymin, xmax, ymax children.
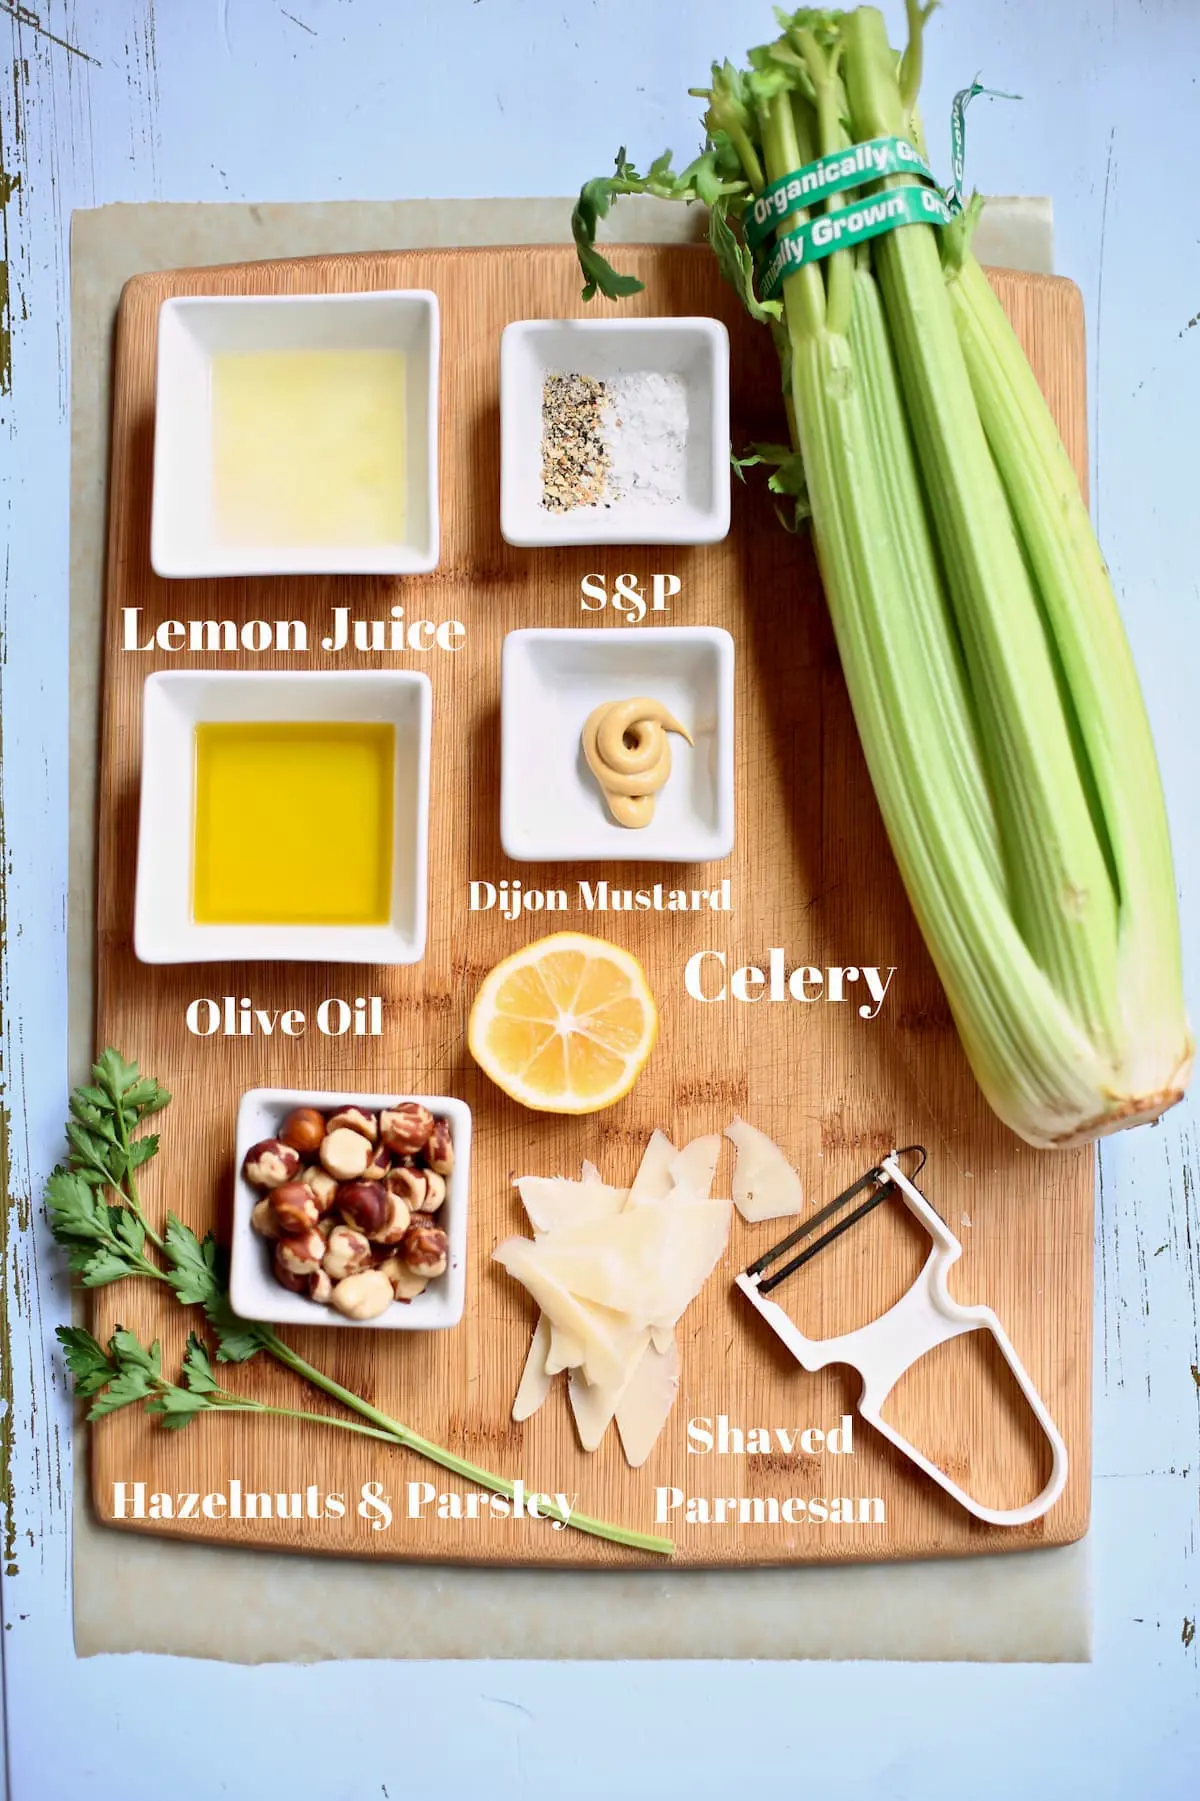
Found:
<box><xmin>0</xmin><ymin>2</ymin><xmax>1197</xmax><ymax>1797</ymax></box>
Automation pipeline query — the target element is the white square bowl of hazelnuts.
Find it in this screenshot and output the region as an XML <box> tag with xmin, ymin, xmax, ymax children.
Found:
<box><xmin>230</xmin><ymin>1089</ymin><xmax>471</xmax><ymax>1330</ymax></box>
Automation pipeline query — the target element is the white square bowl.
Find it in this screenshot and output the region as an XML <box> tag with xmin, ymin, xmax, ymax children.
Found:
<box><xmin>229</xmin><ymin>1087</ymin><xmax>471</xmax><ymax>1331</ymax></box>
<box><xmin>134</xmin><ymin>669</ymin><xmax>431</xmax><ymax>964</ymax></box>
<box><xmin>151</xmin><ymin>289</ymin><xmax>440</xmax><ymax>577</ymax></box>
<box><xmin>500</xmin><ymin>627</ymin><xmax>735</xmax><ymax>862</ymax></box>
<box><xmin>499</xmin><ymin>316</ymin><xmax>730</xmax><ymax>547</ymax></box>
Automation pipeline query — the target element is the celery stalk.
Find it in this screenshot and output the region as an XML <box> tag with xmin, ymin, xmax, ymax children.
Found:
<box><xmin>946</xmin><ymin>248</ymin><xmax>1192</xmax><ymax>1118</ymax></box>
<box><xmin>570</xmin><ymin>5</ymin><xmax>1192</xmax><ymax>1148</ymax></box>
<box><xmin>840</xmin><ymin>4</ymin><xmax>1122</xmax><ymax>1064</ymax></box>
<box><xmin>760</xmin><ymin>25</ymin><xmax>1115</xmax><ymax>1144</ymax></box>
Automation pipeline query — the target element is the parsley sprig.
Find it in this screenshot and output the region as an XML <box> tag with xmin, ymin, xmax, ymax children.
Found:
<box><xmin>49</xmin><ymin>1051</ymin><xmax>673</xmax><ymax>1557</ymax></box>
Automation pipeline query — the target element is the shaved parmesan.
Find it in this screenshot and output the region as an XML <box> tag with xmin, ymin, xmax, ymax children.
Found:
<box><xmin>616</xmin><ymin>1339</ymin><xmax>680</xmax><ymax>1467</ymax></box>
<box><xmin>516</xmin><ymin>1173</ymin><xmax>628</xmax><ymax>1236</ymax></box>
<box><xmin>512</xmin><ymin>1315</ymin><xmax>552</xmax><ymax>1422</ymax></box>
<box><xmin>567</xmin><ymin>1327</ymin><xmax>651</xmax><ymax>1451</ymax></box>
<box><xmin>627</xmin><ymin>1129</ymin><xmax>676</xmax><ymax>1206</ymax></box>
<box><xmin>669</xmin><ymin>1134</ymin><xmax>721</xmax><ymax>1201</ymax></box>
<box><xmin>724</xmin><ymin>1117</ymin><xmax>804</xmax><ymax>1222</ymax></box>
<box><xmin>544</xmin><ymin>1322</ymin><xmax>586</xmax><ymax>1375</ymax></box>
<box><xmin>495</xmin><ymin>1127</ymin><xmax>734</xmax><ymax>1465</ymax></box>
<box><xmin>493</xmin><ymin>1238</ymin><xmax>632</xmax><ymax>1390</ymax></box>
<box><xmin>528</xmin><ymin>1197</ymin><xmax>731</xmax><ymax>1326</ymax></box>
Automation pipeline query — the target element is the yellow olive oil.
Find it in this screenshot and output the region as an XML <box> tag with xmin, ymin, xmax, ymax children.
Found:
<box><xmin>193</xmin><ymin>721</ymin><xmax>394</xmax><ymax>925</ymax></box>
<box><xmin>211</xmin><ymin>347</ymin><xmax>407</xmax><ymax>547</ymax></box>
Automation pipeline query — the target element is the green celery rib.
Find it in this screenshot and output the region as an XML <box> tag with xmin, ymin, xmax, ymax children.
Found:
<box><xmin>849</xmin><ymin>271</ymin><xmax>1003</xmax><ymax>899</ymax></box>
<box><xmin>947</xmin><ymin>252</ymin><xmax>1193</xmax><ymax>1107</ymax></box>
<box><xmin>841</xmin><ymin>5</ymin><xmax>1123</xmax><ymax>1069</ymax></box>
<box><xmin>761</xmin><ymin>84</ymin><xmax>1108</xmax><ymax>1142</ymax></box>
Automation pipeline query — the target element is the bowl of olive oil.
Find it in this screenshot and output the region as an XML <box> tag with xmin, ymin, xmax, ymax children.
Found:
<box><xmin>150</xmin><ymin>290</ymin><xmax>439</xmax><ymax>577</ymax></box>
<box><xmin>134</xmin><ymin>670</ymin><xmax>431</xmax><ymax>964</ymax></box>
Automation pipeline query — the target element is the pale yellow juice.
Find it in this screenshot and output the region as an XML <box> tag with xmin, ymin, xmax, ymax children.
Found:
<box><xmin>211</xmin><ymin>347</ymin><xmax>407</xmax><ymax>547</ymax></box>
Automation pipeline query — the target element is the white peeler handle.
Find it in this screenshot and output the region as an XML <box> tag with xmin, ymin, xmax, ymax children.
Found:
<box><xmin>735</xmin><ymin>1154</ymin><xmax>1069</xmax><ymax>1528</ymax></box>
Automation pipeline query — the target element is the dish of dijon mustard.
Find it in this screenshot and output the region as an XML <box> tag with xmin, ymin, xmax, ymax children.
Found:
<box><xmin>581</xmin><ymin>697</ymin><xmax>693</xmax><ymax>828</ymax></box>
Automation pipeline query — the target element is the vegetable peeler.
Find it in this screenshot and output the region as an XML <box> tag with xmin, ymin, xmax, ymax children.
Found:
<box><xmin>734</xmin><ymin>1148</ymin><xmax>1069</xmax><ymax>1527</ymax></box>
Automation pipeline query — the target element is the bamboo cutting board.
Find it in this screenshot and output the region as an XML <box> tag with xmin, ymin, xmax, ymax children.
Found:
<box><xmin>92</xmin><ymin>246</ymin><xmax>1093</xmax><ymax>1566</ymax></box>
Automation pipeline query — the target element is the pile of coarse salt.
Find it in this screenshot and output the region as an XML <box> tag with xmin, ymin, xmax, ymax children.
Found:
<box><xmin>539</xmin><ymin>368</ymin><xmax>689</xmax><ymax>512</ymax></box>
<box><xmin>604</xmin><ymin>370</ymin><xmax>689</xmax><ymax>507</ymax></box>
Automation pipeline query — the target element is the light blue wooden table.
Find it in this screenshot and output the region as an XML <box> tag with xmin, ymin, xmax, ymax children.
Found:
<box><xmin>1</xmin><ymin>3</ymin><xmax>1196</xmax><ymax>1796</ymax></box>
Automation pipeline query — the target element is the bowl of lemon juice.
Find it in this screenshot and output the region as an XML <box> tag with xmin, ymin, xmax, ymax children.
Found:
<box><xmin>150</xmin><ymin>289</ymin><xmax>439</xmax><ymax>577</ymax></box>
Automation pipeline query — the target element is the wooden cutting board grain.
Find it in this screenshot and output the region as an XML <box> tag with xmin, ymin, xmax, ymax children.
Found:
<box><xmin>92</xmin><ymin>245</ymin><xmax>1093</xmax><ymax>1566</ymax></box>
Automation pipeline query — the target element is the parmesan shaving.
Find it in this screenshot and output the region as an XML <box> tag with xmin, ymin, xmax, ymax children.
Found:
<box><xmin>668</xmin><ymin>1134</ymin><xmax>721</xmax><ymax>1200</ymax></box>
<box><xmin>627</xmin><ymin>1129</ymin><xmax>676</xmax><ymax>1205</ymax></box>
<box><xmin>567</xmin><ymin>1328</ymin><xmax>650</xmax><ymax>1451</ymax></box>
<box><xmin>544</xmin><ymin>1321</ymin><xmax>586</xmax><ymax>1375</ymax></box>
<box><xmin>616</xmin><ymin>1339</ymin><xmax>680</xmax><ymax>1468</ymax></box>
<box><xmin>516</xmin><ymin>1173</ymin><xmax>628</xmax><ymax>1235</ymax></box>
<box><xmin>512</xmin><ymin>1314</ymin><xmax>552</xmax><ymax>1422</ymax></box>
<box><xmin>724</xmin><ymin>1116</ymin><xmax>804</xmax><ymax>1222</ymax></box>
<box><xmin>495</xmin><ymin>1129</ymin><xmax>733</xmax><ymax>1463</ymax></box>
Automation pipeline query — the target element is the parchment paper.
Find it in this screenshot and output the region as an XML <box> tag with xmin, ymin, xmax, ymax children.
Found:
<box><xmin>69</xmin><ymin>195</ymin><xmax>1087</xmax><ymax>1663</ymax></box>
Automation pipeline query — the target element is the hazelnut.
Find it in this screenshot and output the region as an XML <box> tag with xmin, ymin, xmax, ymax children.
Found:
<box><xmin>273</xmin><ymin>1260</ymin><xmax>308</xmax><ymax>1294</ymax></box>
<box><xmin>425</xmin><ymin>1117</ymin><xmax>455</xmax><ymax>1175</ymax></box>
<box><xmin>307</xmin><ymin>1269</ymin><xmax>333</xmax><ymax>1305</ymax></box>
<box><xmin>326</xmin><ymin>1106</ymin><xmax>378</xmax><ymax>1143</ymax></box>
<box><xmin>384</xmin><ymin>1165</ymin><xmax>427</xmax><ymax>1212</ymax></box>
<box><xmin>380</xmin><ymin>1102</ymin><xmax>435</xmax><ymax>1157</ymax></box>
<box><xmin>275</xmin><ymin>1230</ymin><xmax>326</xmax><ymax>1279</ymax></box>
<box><xmin>242</xmin><ymin>1138</ymin><xmax>301</xmax><ymax>1190</ymax></box>
<box><xmin>267</xmin><ymin>1181</ymin><xmax>320</xmax><ymax>1236</ymax></box>
<box><xmin>301</xmin><ymin>1164</ymin><xmax>340</xmax><ymax>1213</ymax></box>
<box><xmin>330</xmin><ymin>1269</ymin><xmax>394</xmax><ymax>1321</ymax></box>
<box><xmin>279</xmin><ymin>1106</ymin><xmax>327</xmax><ymax>1156</ymax></box>
<box><xmin>251</xmin><ymin>1198</ymin><xmax>282</xmax><ymax>1240</ymax></box>
<box><xmin>416</xmin><ymin>1169</ymin><xmax>447</xmax><ymax>1215</ymax></box>
<box><xmin>322</xmin><ymin>1223</ymin><xmax>373</xmax><ymax>1280</ymax></box>
<box><xmin>315</xmin><ymin>1215</ymin><xmax>336</xmax><ymax>1242</ymax></box>
<box><xmin>338</xmin><ymin>1180</ymin><xmax>389</xmax><ymax>1237</ymax></box>
<box><xmin>363</xmin><ymin>1142</ymin><xmax>394</xmax><ymax>1181</ymax></box>
<box><xmin>319</xmin><ymin>1127</ymin><xmax>371</xmax><ymax>1182</ymax></box>
<box><xmin>402</xmin><ymin>1222</ymin><xmax>449</xmax><ymax>1278</ymax></box>
<box><xmin>370</xmin><ymin>1191</ymin><xmax>412</xmax><ymax>1246</ymax></box>
<box><xmin>376</xmin><ymin>1255</ymin><xmax>428</xmax><ymax>1302</ymax></box>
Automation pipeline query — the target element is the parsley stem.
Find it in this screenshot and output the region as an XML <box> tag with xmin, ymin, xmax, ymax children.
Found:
<box><xmin>260</xmin><ymin>1332</ymin><xmax>673</xmax><ymax>1557</ymax></box>
<box><xmin>115</xmin><ymin>1153</ymin><xmax>165</xmax><ymax>1256</ymax></box>
<box><xmin>124</xmin><ymin>1181</ymin><xmax>166</xmax><ymax>1253</ymax></box>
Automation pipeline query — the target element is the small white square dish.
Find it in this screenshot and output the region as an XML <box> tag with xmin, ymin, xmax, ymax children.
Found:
<box><xmin>499</xmin><ymin>316</ymin><xmax>730</xmax><ymax>547</ymax></box>
<box><xmin>134</xmin><ymin>668</ymin><xmax>431</xmax><ymax>965</ymax></box>
<box><xmin>229</xmin><ymin>1088</ymin><xmax>471</xmax><ymax>1331</ymax></box>
<box><xmin>500</xmin><ymin>626</ymin><xmax>735</xmax><ymax>862</ymax></box>
<box><xmin>151</xmin><ymin>289</ymin><xmax>440</xmax><ymax>577</ymax></box>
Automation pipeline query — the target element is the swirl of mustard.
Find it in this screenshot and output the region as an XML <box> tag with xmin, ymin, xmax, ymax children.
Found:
<box><xmin>581</xmin><ymin>696</ymin><xmax>694</xmax><ymax>829</ymax></box>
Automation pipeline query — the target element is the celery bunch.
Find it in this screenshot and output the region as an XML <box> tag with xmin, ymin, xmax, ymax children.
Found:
<box><xmin>573</xmin><ymin>3</ymin><xmax>1191</xmax><ymax>1148</ymax></box>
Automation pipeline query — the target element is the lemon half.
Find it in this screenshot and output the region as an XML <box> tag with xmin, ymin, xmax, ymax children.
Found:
<box><xmin>467</xmin><ymin>932</ymin><xmax>659</xmax><ymax>1114</ymax></box>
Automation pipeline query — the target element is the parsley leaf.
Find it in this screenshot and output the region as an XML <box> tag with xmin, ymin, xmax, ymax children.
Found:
<box><xmin>163</xmin><ymin>1213</ymin><xmax>221</xmax><ymax>1308</ymax></box>
<box><xmin>87</xmin><ymin>1365</ymin><xmax>157</xmax><ymax>1419</ymax></box>
<box><xmin>56</xmin><ymin>1325</ymin><xmax>118</xmax><ymax>1397</ymax></box>
<box><xmin>80</xmin><ymin>1248</ymin><xmax>138</xmax><ymax>1288</ymax></box>
<box><xmin>145</xmin><ymin>1385</ymin><xmax>208</xmax><ymax>1430</ymax></box>
<box><xmin>181</xmin><ymin>1333</ymin><xmax>219</xmax><ymax>1395</ymax></box>
<box><xmin>204</xmin><ymin>1288</ymin><xmax>273</xmax><ymax>1365</ymax></box>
